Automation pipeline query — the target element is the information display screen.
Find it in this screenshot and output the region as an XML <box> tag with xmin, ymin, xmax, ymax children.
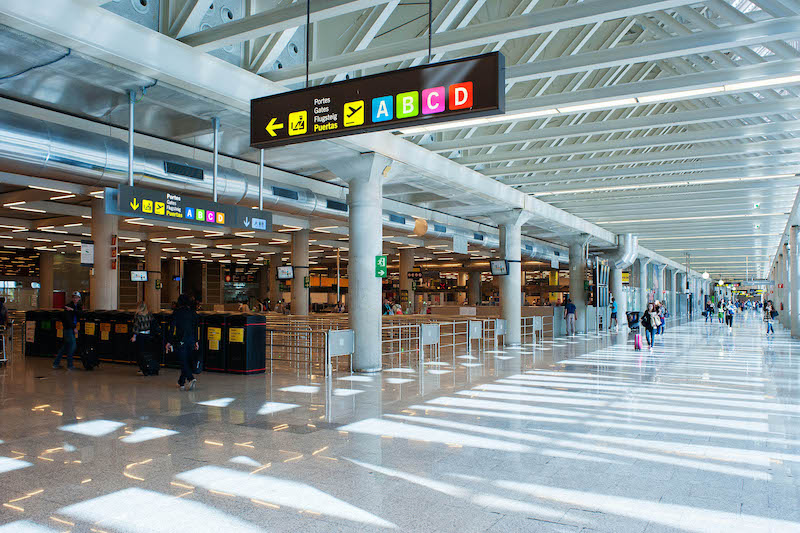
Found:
<box><xmin>276</xmin><ymin>266</ymin><xmax>294</xmax><ymax>280</ymax></box>
<box><xmin>251</xmin><ymin>52</ymin><xmax>504</xmax><ymax>149</ymax></box>
<box><xmin>490</xmin><ymin>260</ymin><xmax>509</xmax><ymax>276</ymax></box>
<box><xmin>131</xmin><ymin>271</ymin><xmax>148</xmax><ymax>282</ymax></box>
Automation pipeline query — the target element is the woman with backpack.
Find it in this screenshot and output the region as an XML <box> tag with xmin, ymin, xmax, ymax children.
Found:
<box><xmin>765</xmin><ymin>301</ymin><xmax>777</xmax><ymax>335</ymax></box>
<box><xmin>641</xmin><ymin>303</ymin><xmax>659</xmax><ymax>350</ymax></box>
<box><xmin>131</xmin><ymin>302</ymin><xmax>161</xmax><ymax>375</ymax></box>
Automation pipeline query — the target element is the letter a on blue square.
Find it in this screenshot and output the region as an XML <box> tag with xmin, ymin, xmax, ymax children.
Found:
<box><xmin>185</xmin><ymin>207</ymin><xmax>194</xmax><ymax>219</ymax></box>
<box><xmin>372</xmin><ymin>96</ymin><xmax>393</xmax><ymax>122</ymax></box>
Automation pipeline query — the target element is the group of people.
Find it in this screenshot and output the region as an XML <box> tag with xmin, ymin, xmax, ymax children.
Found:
<box><xmin>383</xmin><ymin>299</ymin><xmax>406</xmax><ymax>316</ymax></box>
<box><xmin>53</xmin><ymin>292</ymin><xmax>201</xmax><ymax>391</ymax></box>
<box><xmin>638</xmin><ymin>301</ymin><xmax>668</xmax><ymax>349</ymax></box>
<box><xmin>704</xmin><ymin>299</ymin><xmax>742</xmax><ymax>329</ymax></box>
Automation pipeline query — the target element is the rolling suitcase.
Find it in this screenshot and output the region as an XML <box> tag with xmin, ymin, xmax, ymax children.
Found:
<box><xmin>634</xmin><ymin>334</ymin><xmax>642</xmax><ymax>351</ymax></box>
<box><xmin>137</xmin><ymin>335</ymin><xmax>160</xmax><ymax>376</ymax></box>
<box><xmin>81</xmin><ymin>345</ymin><xmax>99</xmax><ymax>370</ymax></box>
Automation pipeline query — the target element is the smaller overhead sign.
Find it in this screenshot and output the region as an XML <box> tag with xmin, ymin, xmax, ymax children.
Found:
<box><xmin>109</xmin><ymin>185</ymin><xmax>272</xmax><ymax>232</ymax></box>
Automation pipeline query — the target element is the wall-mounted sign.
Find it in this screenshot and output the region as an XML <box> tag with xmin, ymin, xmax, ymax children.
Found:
<box><xmin>108</xmin><ymin>185</ymin><xmax>272</xmax><ymax>232</ymax></box>
<box><xmin>80</xmin><ymin>241</ymin><xmax>94</xmax><ymax>266</ymax></box>
<box><xmin>375</xmin><ymin>255</ymin><xmax>388</xmax><ymax>278</ymax></box>
<box><xmin>251</xmin><ymin>53</ymin><xmax>505</xmax><ymax>149</ymax></box>
<box><xmin>407</xmin><ymin>271</ymin><xmax>423</xmax><ymax>280</ymax></box>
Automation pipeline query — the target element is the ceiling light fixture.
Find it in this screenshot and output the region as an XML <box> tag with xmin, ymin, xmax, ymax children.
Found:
<box><xmin>9</xmin><ymin>206</ymin><xmax>46</xmax><ymax>213</ymax></box>
<box><xmin>28</xmin><ymin>185</ymin><xmax>72</xmax><ymax>194</ymax></box>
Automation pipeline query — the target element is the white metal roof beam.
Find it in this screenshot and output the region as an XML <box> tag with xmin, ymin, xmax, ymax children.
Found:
<box><xmin>264</xmin><ymin>0</ymin><xmax>694</xmax><ymax>84</ymax></box>
<box><xmin>506</xmin><ymin>57</ymin><xmax>800</xmax><ymax>117</ymax></box>
<box><xmin>506</xmin><ymin>16</ymin><xmax>800</xmax><ymax>84</ymax></box>
<box><xmin>424</xmin><ymin>100</ymin><xmax>800</xmax><ymax>153</ymax></box>
<box><xmin>169</xmin><ymin>0</ymin><xmax>213</xmax><ymax>38</ymax></box>
<box><xmin>179</xmin><ymin>0</ymin><xmax>390</xmax><ymax>52</ymax></box>
<box><xmin>456</xmin><ymin>120</ymin><xmax>800</xmax><ymax>166</ymax></box>
<box><xmin>514</xmin><ymin>162</ymin><xmax>800</xmax><ymax>191</ymax></box>
<box><xmin>483</xmin><ymin>138</ymin><xmax>800</xmax><ymax>176</ymax></box>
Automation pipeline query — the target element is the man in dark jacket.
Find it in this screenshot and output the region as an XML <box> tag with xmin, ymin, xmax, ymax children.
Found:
<box><xmin>53</xmin><ymin>292</ymin><xmax>82</xmax><ymax>369</ymax></box>
<box><xmin>166</xmin><ymin>294</ymin><xmax>199</xmax><ymax>390</ymax></box>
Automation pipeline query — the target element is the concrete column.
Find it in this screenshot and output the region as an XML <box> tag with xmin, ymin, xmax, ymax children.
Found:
<box><xmin>499</xmin><ymin>219</ymin><xmax>525</xmax><ymax>345</ymax></box>
<box><xmin>399</xmin><ymin>248</ymin><xmax>415</xmax><ymax>313</ymax></box>
<box><xmin>783</xmin><ymin>243</ymin><xmax>791</xmax><ymax>329</ymax></box>
<box><xmin>38</xmin><ymin>251</ymin><xmax>54</xmax><ymax>309</ymax></box>
<box><xmin>165</xmin><ymin>259</ymin><xmax>180</xmax><ymax>305</ymax></box>
<box><xmin>792</xmin><ymin>227</ymin><xmax>800</xmax><ymax>337</ymax></box>
<box><xmin>654</xmin><ymin>264</ymin><xmax>665</xmax><ymax>304</ymax></box>
<box><xmin>468</xmin><ymin>271</ymin><xmax>482</xmax><ymax>305</ymax></box>
<box><xmin>637</xmin><ymin>258</ymin><xmax>650</xmax><ymax>312</ymax></box>
<box><xmin>457</xmin><ymin>272</ymin><xmax>468</xmax><ymax>304</ymax></box>
<box><xmin>144</xmin><ymin>241</ymin><xmax>161</xmax><ymax>311</ymax></box>
<box><xmin>568</xmin><ymin>240</ymin><xmax>587</xmax><ymax>334</ymax></box>
<box><xmin>668</xmin><ymin>268</ymin><xmax>677</xmax><ymax>315</ymax></box>
<box><xmin>347</xmin><ymin>155</ymin><xmax>388</xmax><ymax>372</ymax></box>
<box><xmin>777</xmin><ymin>253</ymin><xmax>784</xmax><ymax>320</ymax></box>
<box><xmin>89</xmin><ymin>197</ymin><xmax>119</xmax><ymax>310</ymax></box>
<box><xmin>291</xmin><ymin>229</ymin><xmax>310</xmax><ymax>315</ymax></box>
<box><xmin>258</xmin><ymin>265</ymin><xmax>268</xmax><ymax>301</ymax></box>
<box><xmin>778</xmin><ymin>250</ymin><xmax>786</xmax><ymax>327</ymax></box>
<box><xmin>268</xmin><ymin>260</ymin><xmax>281</xmax><ymax>307</ymax></box>
<box><xmin>609</xmin><ymin>266</ymin><xmax>626</xmax><ymax>328</ymax></box>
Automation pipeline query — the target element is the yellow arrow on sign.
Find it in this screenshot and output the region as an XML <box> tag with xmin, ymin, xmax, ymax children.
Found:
<box><xmin>130</xmin><ymin>198</ymin><xmax>140</xmax><ymax>211</ymax></box>
<box><xmin>265</xmin><ymin>117</ymin><xmax>284</xmax><ymax>137</ymax></box>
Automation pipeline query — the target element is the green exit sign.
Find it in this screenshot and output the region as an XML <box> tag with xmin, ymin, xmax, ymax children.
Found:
<box><xmin>375</xmin><ymin>255</ymin><xmax>388</xmax><ymax>278</ymax></box>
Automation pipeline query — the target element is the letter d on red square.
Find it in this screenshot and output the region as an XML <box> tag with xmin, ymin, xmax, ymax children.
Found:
<box><xmin>449</xmin><ymin>82</ymin><xmax>473</xmax><ymax>110</ymax></box>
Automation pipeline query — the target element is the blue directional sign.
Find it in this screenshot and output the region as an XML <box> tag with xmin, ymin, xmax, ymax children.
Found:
<box><xmin>108</xmin><ymin>185</ymin><xmax>273</xmax><ymax>232</ymax></box>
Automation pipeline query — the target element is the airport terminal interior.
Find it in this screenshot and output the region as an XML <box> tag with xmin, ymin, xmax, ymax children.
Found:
<box><xmin>1</xmin><ymin>0</ymin><xmax>800</xmax><ymax>531</ymax></box>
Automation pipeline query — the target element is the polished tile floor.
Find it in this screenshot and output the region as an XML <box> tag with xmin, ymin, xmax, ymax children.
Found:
<box><xmin>1</xmin><ymin>311</ymin><xmax>799</xmax><ymax>532</ymax></box>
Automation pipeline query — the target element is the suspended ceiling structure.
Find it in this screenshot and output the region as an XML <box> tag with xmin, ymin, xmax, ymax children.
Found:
<box><xmin>1</xmin><ymin>0</ymin><xmax>798</xmax><ymax>280</ymax></box>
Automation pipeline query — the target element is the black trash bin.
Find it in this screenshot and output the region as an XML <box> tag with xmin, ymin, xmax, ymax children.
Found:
<box><xmin>111</xmin><ymin>311</ymin><xmax>135</xmax><ymax>364</ymax></box>
<box><xmin>77</xmin><ymin>311</ymin><xmax>99</xmax><ymax>359</ymax></box>
<box><xmin>226</xmin><ymin>313</ymin><xmax>266</xmax><ymax>375</ymax></box>
<box><xmin>203</xmin><ymin>313</ymin><xmax>228</xmax><ymax>373</ymax></box>
<box><xmin>38</xmin><ymin>311</ymin><xmax>58</xmax><ymax>358</ymax></box>
<box><xmin>95</xmin><ymin>312</ymin><xmax>115</xmax><ymax>361</ymax></box>
<box><xmin>25</xmin><ymin>310</ymin><xmax>43</xmax><ymax>357</ymax></box>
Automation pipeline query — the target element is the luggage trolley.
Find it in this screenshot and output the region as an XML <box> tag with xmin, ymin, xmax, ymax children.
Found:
<box><xmin>0</xmin><ymin>322</ymin><xmax>8</xmax><ymax>364</ymax></box>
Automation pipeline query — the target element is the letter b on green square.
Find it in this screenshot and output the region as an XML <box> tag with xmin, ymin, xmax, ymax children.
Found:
<box><xmin>396</xmin><ymin>91</ymin><xmax>419</xmax><ymax>118</ymax></box>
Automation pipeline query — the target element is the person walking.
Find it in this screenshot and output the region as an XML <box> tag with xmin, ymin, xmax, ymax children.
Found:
<box><xmin>609</xmin><ymin>297</ymin><xmax>618</xmax><ymax>331</ymax></box>
<box><xmin>657</xmin><ymin>302</ymin><xmax>667</xmax><ymax>335</ymax></box>
<box><xmin>717</xmin><ymin>300</ymin><xmax>725</xmax><ymax>324</ymax></box>
<box><xmin>165</xmin><ymin>294</ymin><xmax>199</xmax><ymax>391</ymax></box>
<box><xmin>765</xmin><ymin>301</ymin><xmax>776</xmax><ymax>335</ymax></box>
<box><xmin>705</xmin><ymin>301</ymin><xmax>714</xmax><ymax>323</ymax></box>
<box><xmin>131</xmin><ymin>301</ymin><xmax>160</xmax><ymax>375</ymax></box>
<box><xmin>565</xmin><ymin>298</ymin><xmax>577</xmax><ymax>336</ymax></box>
<box><xmin>640</xmin><ymin>302</ymin><xmax>659</xmax><ymax>350</ymax></box>
<box><xmin>53</xmin><ymin>291</ymin><xmax>82</xmax><ymax>370</ymax></box>
<box><xmin>725</xmin><ymin>300</ymin><xmax>736</xmax><ymax>329</ymax></box>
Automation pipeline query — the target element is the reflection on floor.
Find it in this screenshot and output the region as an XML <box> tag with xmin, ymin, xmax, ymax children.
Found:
<box><xmin>1</xmin><ymin>311</ymin><xmax>800</xmax><ymax>532</ymax></box>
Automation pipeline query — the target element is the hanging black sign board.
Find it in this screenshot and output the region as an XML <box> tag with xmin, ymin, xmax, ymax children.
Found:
<box><xmin>251</xmin><ymin>52</ymin><xmax>505</xmax><ymax>149</ymax></box>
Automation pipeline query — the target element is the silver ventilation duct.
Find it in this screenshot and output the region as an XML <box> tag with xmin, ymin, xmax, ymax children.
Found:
<box><xmin>603</xmin><ymin>233</ymin><xmax>638</xmax><ymax>269</ymax></box>
<box><xmin>0</xmin><ymin>110</ymin><xmax>567</xmax><ymax>263</ymax></box>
